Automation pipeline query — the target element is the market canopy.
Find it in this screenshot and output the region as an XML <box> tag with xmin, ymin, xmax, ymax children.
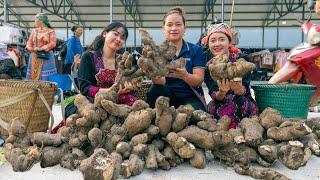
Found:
<box><xmin>1</xmin><ymin>0</ymin><xmax>319</xmax><ymax>30</ymax></box>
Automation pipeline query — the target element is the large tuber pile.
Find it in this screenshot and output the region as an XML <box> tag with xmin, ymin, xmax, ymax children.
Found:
<box><xmin>4</xmin><ymin>92</ymin><xmax>320</xmax><ymax>179</ymax></box>
<box><xmin>207</xmin><ymin>54</ymin><xmax>256</xmax><ymax>81</ymax></box>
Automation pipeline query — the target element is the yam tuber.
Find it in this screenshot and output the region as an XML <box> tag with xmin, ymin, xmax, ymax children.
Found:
<box><xmin>137</xmin><ymin>29</ymin><xmax>186</xmax><ymax>78</ymax></box>
<box><xmin>155</xmin><ymin>96</ymin><xmax>174</xmax><ymax>136</ymax></box>
<box><xmin>259</xmin><ymin>107</ymin><xmax>283</xmax><ymax>129</ymax></box>
<box><xmin>267</xmin><ymin>120</ymin><xmax>312</xmax><ymax>141</ymax></box>
<box><xmin>239</xmin><ymin>117</ymin><xmax>264</xmax><ymax>147</ymax></box>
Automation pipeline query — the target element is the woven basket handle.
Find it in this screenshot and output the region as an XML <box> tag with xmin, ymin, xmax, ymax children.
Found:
<box><xmin>34</xmin><ymin>88</ymin><xmax>54</xmax><ymax>133</ymax></box>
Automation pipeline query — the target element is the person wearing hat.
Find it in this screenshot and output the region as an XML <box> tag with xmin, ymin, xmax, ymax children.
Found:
<box><xmin>202</xmin><ymin>23</ymin><xmax>258</xmax><ymax>129</ymax></box>
<box><xmin>25</xmin><ymin>13</ymin><xmax>57</xmax><ymax>80</ymax></box>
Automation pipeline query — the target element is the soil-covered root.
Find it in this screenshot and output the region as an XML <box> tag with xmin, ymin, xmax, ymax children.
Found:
<box><xmin>94</xmin><ymin>86</ymin><xmax>118</xmax><ymax>108</ymax></box>
<box><xmin>176</xmin><ymin>104</ymin><xmax>194</xmax><ymax>120</ymax></box>
<box><xmin>31</xmin><ymin>132</ymin><xmax>62</xmax><ymax>147</ymax></box>
<box><xmin>166</xmin><ymin>132</ymin><xmax>196</xmax><ymax>158</ymax></box>
<box><xmin>212</xmin><ymin>143</ymin><xmax>260</xmax><ymax>167</ymax></box>
<box><xmin>5</xmin><ymin>118</ymin><xmax>31</xmax><ymax>148</ymax></box>
<box><xmin>278</xmin><ymin>141</ymin><xmax>312</xmax><ymax>170</ymax></box>
<box><xmin>130</xmin><ymin>133</ymin><xmax>148</xmax><ymax>146</ymax></box>
<box><xmin>172</xmin><ymin>113</ymin><xmax>189</xmax><ymax>132</ymax></box>
<box><xmin>239</xmin><ymin>117</ymin><xmax>264</xmax><ymax>147</ymax></box>
<box><xmin>122</xmin><ymin>108</ymin><xmax>154</xmax><ymax>137</ymax></box>
<box><xmin>259</xmin><ymin>107</ymin><xmax>283</xmax><ymax>129</ymax></box>
<box><xmin>189</xmin><ymin>148</ymin><xmax>206</xmax><ymax>169</ymax></box>
<box><xmin>88</xmin><ymin>128</ymin><xmax>103</xmax><ymax>148</ymax></box>
<box><xmin>177</xmin><ymin>125</ymin><xmax>232</xmax><ymax>150</ymax></box>
<box><xmin>41</xmin><ymin>143</ymin><xmax>70</xmax><ymax>168</ymax></box>
<box><xmin>60</xmin><ymin>153</ymin><xmax>79</xmax><ymax>171</ymax></box>
<box><xmin>74</xmin><ymin>94</ymin><xmax>100</xmax><ymax>125</ymax></box>
<box><xmin>101</xmin><ymin>99</ymin><xmax>131</xmax><ymax>118</ymax></box>
<box><xmin>145</xmin><ymin>144</ymin><xmax>158</xmax><ymax>169</ymax></box>
<box><xmin>116</xmin><ymin>142</ymin><xmax>131</xmax><ymax>158</ymax></box>
<box><xmin>192</xmin><ymin>110</ymin><xmax>214</xmax><ymax>123</ymax></box>
<box><xmin>4</xmin><ymin>144</ymin><xmax>41</xmax><ymax>172</ymax></box>
<box><xmin>300</xmin><ymin>133</ymin><xmax>320</xmax><ymax>156</ymax></box>
<box><xmin>131</xmin><ymin>100</ymin><xmax>150</xmax><ymax>112</ymax></box>
<box><xmin>120</xmin><ymin>154</ymin><xmax>145</xmax><ymax>178</ymax></box>
<box><xmin>234</xmin><ymin>165</ymin><xmax>290</xmax><ymax>180</ymax></box>
<box><xmin>228</xmin><ymin>127</ymin><xmax>245</xmax><ymax>144</ymax></box>
<box><xmin>163</xmin><ymin>146</ymin><xmax>182</xmax><ymax>167</ymax></box>
<box><xmin>267</xmin><ymin>120</ymin><xmax>312</xmax><ymax>141</ymax></box>
<box><xmin>155</xmin><ymin>96</ymin><xmax>174</xmax><ymax>136</ymax></box>
<box><xmin>305</xmin><ymin>117</ymin><xmax>320</xmax><ymax>138</ymax></box>
<box><xmin>79</xmin><ymin>148</ymin><xmax>122</xmax><ymax>180</ymax></box>
<box><xmin>257</xmin><ymin>139</ymin><xmax>281</xmax><ymax>165</ymax></box>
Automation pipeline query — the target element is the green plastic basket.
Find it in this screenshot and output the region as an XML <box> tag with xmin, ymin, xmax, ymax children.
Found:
<box><xmin>251</xmin><ymin>83</ymin><xmax>316</xmax><ymax>119</ymax></box>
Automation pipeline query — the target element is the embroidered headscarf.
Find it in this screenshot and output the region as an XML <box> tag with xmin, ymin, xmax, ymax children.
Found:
<box><xmin>201</xmin><ymin>23</ymin><xmax>240</xmax><ymax>55</ymax></box>
<box><xmin>35</xmin><ymin>13</ymin><xmax>51</xmax><ymax>28</ymax></box>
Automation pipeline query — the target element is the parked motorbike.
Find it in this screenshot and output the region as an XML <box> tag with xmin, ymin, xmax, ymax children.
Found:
<box><xmin>268</xmin><ymin>19</ymin><xmax>320</xmax><ymax>106</ymax></box>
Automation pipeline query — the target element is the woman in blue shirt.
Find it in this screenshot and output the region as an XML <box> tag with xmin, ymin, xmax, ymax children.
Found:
<box><xmin>63</xmin><ymin>25</ymin><xmax>83</xmax><ymax>74</ymax></box>
<box><xmin>146</xmin><ymin>7</ymin><xmax>206</xmax><ymax>110</ymax></box>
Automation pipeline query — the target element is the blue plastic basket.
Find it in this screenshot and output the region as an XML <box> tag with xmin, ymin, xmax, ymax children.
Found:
<box><xmin>48</xmin><ymin>74</ymin><xmax>72</xmax><ymax>91</ymax></box>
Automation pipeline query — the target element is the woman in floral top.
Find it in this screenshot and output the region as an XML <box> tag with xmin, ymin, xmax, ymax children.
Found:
<box><xmin>77</xmin><ymin>22</ymin><xmax>137</xmax><ymax>106</ymax></box>
<box><xmin>52</xmin><ymin>22</ymin><xmax>137</xmax><ymax>133</ymax></box>
<box><xmin>25</xmin><ymin>13</ymin><xmax>57</xmax><ymax>80</ymax></box>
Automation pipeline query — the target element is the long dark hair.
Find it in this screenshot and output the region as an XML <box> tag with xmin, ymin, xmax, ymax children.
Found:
<box><xmin>90</xmin><ymin>22</ymin><xmax>128</xmax><ymax>53</ymax></box>
<box><xmin>71</xmin><ymin>25</ymin><xmax>80</xmax><ymax>33</ymax></box>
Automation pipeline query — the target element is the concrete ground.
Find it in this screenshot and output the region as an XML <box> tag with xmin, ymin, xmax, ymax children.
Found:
<box><xmin>1</xmin><ymin>85</ymin><xmax>320</xmax><ymax>180</ymax></box>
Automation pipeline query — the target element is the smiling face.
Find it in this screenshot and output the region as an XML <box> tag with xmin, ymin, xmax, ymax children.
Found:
<box><xmin>103</xmin><ymin>27</ymin><xmax>126</xmax><ymax>51</ymax></box>
<box><xmin>163</xmin><ymin>13</ymin><xmax>186</xmax><ymax>43</ymax></box>
<box><xmin>74</xmin><ymin>27</ymin><xmax>83</xmax><ymax>37</ymax></box>
<box><xmin>208</xmin><ymin>32</ymin><xmax>231</xmax><ymax>57</ymax></box>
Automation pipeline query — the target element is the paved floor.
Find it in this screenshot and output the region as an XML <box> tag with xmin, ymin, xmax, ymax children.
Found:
<box><xmin>1</xmin><ymin>85</ymin><xmax>320</xmax><ymax>180</ymax></box>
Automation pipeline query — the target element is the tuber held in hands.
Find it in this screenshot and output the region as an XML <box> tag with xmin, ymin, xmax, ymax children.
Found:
<box><xmin>137</xmin><ymin>29</ymin><xmax>186</xmax><ymax>78</ymax></box>
<box><xmin>207</xmin><ymin>54</ymin><xmax>256</xmax><ymax>81</ymax></box>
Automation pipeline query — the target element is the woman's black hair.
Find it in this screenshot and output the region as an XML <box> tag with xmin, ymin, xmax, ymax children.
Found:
<box><xmin>89</xmin><ymin>22</ymin><xmax>128</xmax><ymax>53</ymax></box>
<box><xmin>71</xmin><ymin>25</ymin><xmax>80</xmax><ymax>32</ymax></box>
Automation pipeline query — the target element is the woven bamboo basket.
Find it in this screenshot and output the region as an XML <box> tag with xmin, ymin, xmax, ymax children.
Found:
<box><xmin>0</xmin><ymin>80</ymin><xmax>57</xmax><ymax>138</ymax></box>
<box><xmin>251</xmin><ymin>83</ymin><xmax>316</xmax><ymax>119</ymax></box>
<box><xmin>133</xmin><ymin>80</ymin><xmax>153</xmax><ymax>101</ymax></box>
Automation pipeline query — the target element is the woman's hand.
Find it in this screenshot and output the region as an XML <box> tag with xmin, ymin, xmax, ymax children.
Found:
<box><xmin>217</xmin><ymin>78</ymin><xmax>230</xmax><ymax>93</ymax></box>
<box><xmin>230</xmin><ymin>80</ymin><xmax>245</xmax><ymax>96</ymax></box>
<box><xmin>167</xmin><ymin>68</ymin><xmax>189</xmax><ymax>80</ymax></box>
<box><xmin>72</xmin><ymin>54</ymin><xmax>81</xmax><ymax>71</ymax></box>
<box><xmin>118</xmin><ymin>81</ymin><xmax>133</xmax><ymax>95</ymax></box>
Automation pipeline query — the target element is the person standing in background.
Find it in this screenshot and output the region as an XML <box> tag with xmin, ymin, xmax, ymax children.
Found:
<box><xmin>63</xmin><ymin>25</ymin><xmax>83</xmax><ymax>74</ymax></box>
<box><xmin>25</xmin><ymin>13</ymin><xmax>57</xmax><ymax>81</ymax></box>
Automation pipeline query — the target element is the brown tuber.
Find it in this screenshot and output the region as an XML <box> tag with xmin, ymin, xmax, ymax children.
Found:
<box><xmin>267</xmin><ymin>120</ymin><xmax>312</xmax><ymax>141</ymax></box>
<box><xmin>137</xmin><ymin>29</ymin><xmax>186</xmax><ymax>78</ymax></box>
<box><xmin>208</xmin><ymin>54</ymin><xmax>256</xmax><ymax>81</ymax></box>
<box><xmin>239</xmin><ymin>117</ymin><xmax>264</xmax><ymax>147</ymax></box>
<box><xmin>79</xmin><ymin>149</ymin><xmax>122</xmax><ymax>180</ymax></box>
<box><xmin>166</xmin><ymin>132</ymin><xmax>196</xmax><ymax>158</ymax></box>
<box><xmin>259</xmin><ymin>107</ymin><xmax>283</xmax><ymax>129</ymax></box>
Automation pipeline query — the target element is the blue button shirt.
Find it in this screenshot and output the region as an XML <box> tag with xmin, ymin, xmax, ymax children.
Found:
<box><xmin>166</xmin><ymin>40</ymin><xmax>205</xmax><ymax>98</ymax></box>
<box><xmin>65</xmin><ymin>35</ymin><xmax>83</xmax><ymax>64</ymax></box>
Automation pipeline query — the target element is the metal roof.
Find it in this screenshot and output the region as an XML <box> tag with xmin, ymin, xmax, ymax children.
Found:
<box><xmin>1</xmin><ymin>0</ymin><xmax>319</xmax><ymax>30</ymax></box>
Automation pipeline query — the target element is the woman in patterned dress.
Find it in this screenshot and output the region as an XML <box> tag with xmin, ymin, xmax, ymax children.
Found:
<box><xmin>76</xmin><ymin>22</ymin><xmax>137</xmax><ymax>106</ymax></box>
<box><xmin>202</xmin><ymin>23</ymin><xmax>259</xmax><ymax>129</ymax></box>
<box><xmin>25</xmin><ymin>13</ymin><xmax>57</xmax><ymax>80</ymax></box>
<box><xmin>52</xmin><ymin>22</ymin><xmax>136</xmax><ymax>133</ymax></box>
